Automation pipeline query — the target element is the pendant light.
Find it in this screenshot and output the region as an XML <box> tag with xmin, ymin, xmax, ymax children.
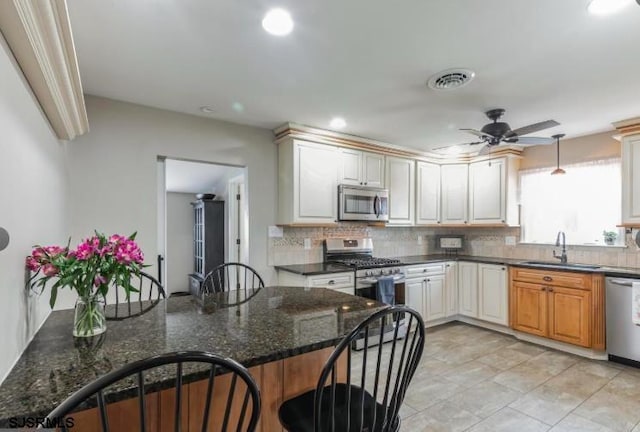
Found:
<box><xmin>551</xmin><ymin>134</ymin><xmax>566</xmax><ymax>175</ymax></box>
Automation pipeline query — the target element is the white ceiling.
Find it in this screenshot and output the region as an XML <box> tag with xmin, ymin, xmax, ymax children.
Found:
<box><xmin>67</xmin><ymin>0</ymin><xmax>640</xmax><ymax>151</ymax></box>
<box><xmin>165</xmin><ymin>159</ymin><xmax>243</xmax><ymax>194</ymax></box>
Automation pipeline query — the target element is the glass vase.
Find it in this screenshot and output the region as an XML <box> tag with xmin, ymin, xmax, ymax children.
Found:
<box><xmin>73</xmin><ymin>295</ymin><xmax>107</xmax><ymax>337</ymax></box>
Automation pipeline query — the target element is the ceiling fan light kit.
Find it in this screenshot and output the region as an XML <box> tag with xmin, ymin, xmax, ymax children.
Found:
<box><xmin>551</xmin><ymin>133</ymin><xmax>566</xmax><ymax>175</ymax></box>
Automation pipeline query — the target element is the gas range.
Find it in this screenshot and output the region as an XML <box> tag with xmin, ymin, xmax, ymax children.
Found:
<box><xmin>324</xmin><ymin>238</ymin><xmax>405</xmax><ymax>281</ymax></box>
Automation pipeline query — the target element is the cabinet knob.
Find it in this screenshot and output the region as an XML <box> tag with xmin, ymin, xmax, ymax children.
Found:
<box><xmin>501</xmin><ymin>220</ymin><xmax>505</xmax><ymax>223</ymax></box>
<box><xmin>543</xmin><ymin>276</ymin><xmax>552</xmax><ymax>282</ymax></box>
<box><xmin>541</xmin><ymin>287</ymin><xmax>546</xmax><ymax>291</ymax></box>
<box><xmin>547</xmin><ymin>287</ymin><xmax>554</xmax><ymax>292</ymax></box>
<box><xmin>364</xmin><ymin>182</ymin><xmax>368</xmax><ymax>185</ymax></box>
<box><xmin>464</xmin><ymin>221</ymin><xmax>468</xmax><ymax>224</ymax></box>
<box><xmin>328</xmin><ymin>280</ymin><xmax>335</xmax><ymax>285</ymax></box>
<box><xmin>359</xmin><ymin>182</ymin><xmax>363</xmax><ymax>185</ymax></box>
<box><xmin>423</xmin><ymin>278</ymin><xmax>427</xmax><ymax>282</ymax></box>
<box><xmin>437</xmin><ymin>221</ymin><xmax>441</xmax><ymax>224</ymax></box>
<box><xmin>502</xmin><ymin>267</ymin><xmax>506</xmax><ymax>271</ymax></box>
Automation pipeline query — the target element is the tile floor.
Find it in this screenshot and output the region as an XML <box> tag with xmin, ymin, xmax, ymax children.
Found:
<box><xmin>395</xmin><ymin>322</ymin><xmax>640</xmax><ymax>432</ymax></box>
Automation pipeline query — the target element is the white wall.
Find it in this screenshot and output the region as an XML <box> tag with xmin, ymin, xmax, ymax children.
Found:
<box><xmin>0</xmin><ymin>37</ymin><xmax>69</xmax><ymax>381</ymax></box>
<box><xmin>63</xmin><ymin>96</ymin><xmax>277</xmax><ymax>309</ymax></box>
<box><xmin>166</xmin><ymin>192</ymin><xmax>194</xmax><ymax>295</ymax></box>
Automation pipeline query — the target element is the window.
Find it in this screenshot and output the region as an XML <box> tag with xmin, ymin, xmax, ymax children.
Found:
<box><xmin>519</xmin><ymin>158</ymin><xmax>622</xmax><ymax>246</ymax></box>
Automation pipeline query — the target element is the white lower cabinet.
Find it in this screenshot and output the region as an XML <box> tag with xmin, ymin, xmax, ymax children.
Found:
<box><xmin>458</xmin><ymin>261</ymin><xmax>478</xmax><ymax>318</ymax></box>
<box><xmin>445</xmin><ymin>262</ymin><xmax>458</xmax><ymax>316</ymax></box>
<box><xmin>404</xmin><ymin>263</ymin><xmax>454</xmax><ymax>324</ymax></box>
<box><xmin>425</xmin><ymin>274</ymin><xmax>446</xmax><ymax>321</ymax></box>
<box><xmin>478</xmin><ymin>263</ymin><xmax>509</xmax><ymax>325</ymax></box>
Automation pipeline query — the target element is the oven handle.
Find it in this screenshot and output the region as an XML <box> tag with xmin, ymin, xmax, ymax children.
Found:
<box><xmin>358</xmin><ymin>276</ymin><xmax>405</xmax><ymax>285</ymax></box>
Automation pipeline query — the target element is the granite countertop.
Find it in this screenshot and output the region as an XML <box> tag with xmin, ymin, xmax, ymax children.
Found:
<box><xmin>277</xmin><ymin>254</ymin><xmax>640</xmax><ymax>277</ymax></box>
<box><xmin>275</xmin><ymin>262</ymin><xmax>353</xmax><ymax>275</ymax></box>
<box><xmin>0</xmin><ymin>286</ymin><xmax>384</xmax><ymax>424</ymax></box>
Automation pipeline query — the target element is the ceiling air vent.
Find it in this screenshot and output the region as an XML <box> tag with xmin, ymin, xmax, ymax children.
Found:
<box><xmin>427</xmin><ymin>68</ymin><xmax>475</xmax><ymax>90</ymax></box>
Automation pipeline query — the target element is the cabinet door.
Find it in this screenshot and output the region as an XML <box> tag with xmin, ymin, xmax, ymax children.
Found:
<box><xmin>458</xmin><ymin>261</ymin><xmax>478</xmax><ymax>317</ymax></box>
<box><xmin>385</xmin><ymin>156</ymin><xmax>415</xmax><ymax>225</ymax></box>
<box><xmin>622</xmin><ymin>135</ymin><xmax>640</xmax><ymax>224</ymax></box>
<box><xmin>425</xmin><ymin>275</ymin><xmax>446</xmax><ymax>322</ymax></box>
<box><xmin>469</xmin><ymin>158</ymin><xmax>506</xmax><ymax>224</ymax></box>
<box><xmin>362</xmin><ymin>152</ymin><xmax>385</xmax><ymax>187</ymax></box>
<box><xmin>405</xmin><ymin>279</ymin><xmax>425</xmax><ymax>320</ymax></box>
<box><xmin>440</xmin><ymin>164</ymin><xmax>468</xmax><ymax>224</ymax></box>
<box><xmin>339</xmin><ymin>148</ymin><xmax>362</xmax><ymax>186</ymax></box>
<box><xmin>512</xmin><ymin>281</ymin><xmax>547</xmax><ymax>337</ymax></box>
<box><xmin>478</xmin><ymin>264</ymin><xmax>508</xmax><ymax>325</ymax></box>
<box><xmin>416</xmin><ymin>162</ymin><xmax>441</xmax><ymax>225</ymax></box>
<box><xmin>445</xmin><ymin>262</ymin><xmax>458</xmax><ymax>316</ymax></box>
<box><xmin>296</xmin><ymin>142</ymin><xmax>338</xmax><ymax>222</ymax></box>
<box><xmin>548</xmin><ymin>286</ymin><xmax>591</xmax><ymax>347</ymax></box>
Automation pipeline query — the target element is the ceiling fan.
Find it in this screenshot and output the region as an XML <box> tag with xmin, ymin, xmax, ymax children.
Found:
<box><xmin>447</xmin><ymin>109</ymin><xmax>560</xmax><ymax>155</ymax></box>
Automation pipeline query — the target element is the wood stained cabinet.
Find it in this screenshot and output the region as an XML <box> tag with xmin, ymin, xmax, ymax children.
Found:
<box><xmin>510</xmin><ymin>267</ymin><xmax>604</xmax><ymax>349</ymax></box>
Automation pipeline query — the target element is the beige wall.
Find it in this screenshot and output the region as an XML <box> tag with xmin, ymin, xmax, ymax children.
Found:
<box><xmin>520</xmin><ymin>131</ymin><xmax>620</xmax><ymax>170</ymax></box>
<box><xmin>0</xmin><ymin>37</ymin><xmax>69</xmax><ymax>382</ymax></box>
<box><xmin>62</xmin><ymin>96</ymin><xmax>277</xmax><ymax>309</ymax></box>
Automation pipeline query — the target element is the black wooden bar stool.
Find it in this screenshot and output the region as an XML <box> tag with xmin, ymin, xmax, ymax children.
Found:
<box><xmin>105</xmin><ymin>272</ymin><xmax>166</xmax><ymax>320</ymax></box>
<box><xmin>46</xmin><ymin>351</ymin><xmax>261</xmax><ymax>432</ymax></box>
<box><xmin>278</xmin><ymin>305</ymin><xmax>425</xmax><ymax>432</ymax></box>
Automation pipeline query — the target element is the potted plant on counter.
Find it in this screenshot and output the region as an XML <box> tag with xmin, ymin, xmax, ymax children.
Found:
<box><xmin>26</xmin><ymin>232</ymin><xmax>145</xmax><ymax>337</ymax></box>
<box><xmin>602</xmin><ymin>230</ymin><xmax>618</xmax><ymax>246</ymax></box>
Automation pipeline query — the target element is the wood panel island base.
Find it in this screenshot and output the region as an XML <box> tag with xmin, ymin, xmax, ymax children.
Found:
<box><xmin>509</xmin><ymin>266</ymin><xmax>606</xmax><ymax>356</ymax></box>
<box><xmin>71</xmin><ymin>347</ymin><xmax>344</xmax><ymax>432</ymax></box>
<box><xmin>0</xmin><ymin>287</ymin><xmax>379</xmax><ymax>431</ymax></box>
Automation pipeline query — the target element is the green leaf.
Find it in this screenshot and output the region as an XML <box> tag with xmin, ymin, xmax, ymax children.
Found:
<box><xmin>49</xmin><ymin>285</ymin><xmax>58</xmax><ymax>308</ymax></box>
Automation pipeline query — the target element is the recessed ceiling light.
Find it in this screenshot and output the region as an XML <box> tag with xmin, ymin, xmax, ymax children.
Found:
<box><xmin>232</xmin><ymin>102</ymin><xmax>245</xmax><ymax>113</ymax></box>
<box><xmin>199</xmin><ymin>106</ymin><xmax>215</xmax><ymax>114</ymax></box>
<box><xmin>587</xmin><ymin>0</ymin><xmax>634</xmax><ymax>15</ymax></box>
<box><xmin>329</xmin><ymin>117</ymin><xmax>347</xmax><ymax>129</ymax></box>
<box><xmin>262</xmin><ymin>8</ymin><xmax>294</xmax><ymax>36</ymax></box>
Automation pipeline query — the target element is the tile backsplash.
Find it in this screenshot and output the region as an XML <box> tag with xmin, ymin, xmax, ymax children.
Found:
<box><xmin>268</xmin><ymin>224</ymin><xmax>640</xmax><ymax>268</ymax></box>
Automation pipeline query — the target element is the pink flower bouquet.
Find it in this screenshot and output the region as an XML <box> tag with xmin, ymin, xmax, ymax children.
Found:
<box><xmin>26</xmin><ymin>232</ymin><xmax>145</xmax><ymax>336</ymax></box>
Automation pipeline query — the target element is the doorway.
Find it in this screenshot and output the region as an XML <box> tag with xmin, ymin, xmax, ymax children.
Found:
<box><xmin>157</xmin><ymin>158</ymin><xmax>248</xmax><ymax>295</ymax></box>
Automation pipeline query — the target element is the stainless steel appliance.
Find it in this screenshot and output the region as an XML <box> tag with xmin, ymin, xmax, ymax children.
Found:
<box><xmin>324</xmin><ymin>238</ymin><xmax>407</xmax><ymax>348</ymax></box>
<box><xmin>606</xmin><ymin>277</ymin><xmax>640</xmax><ymax>367</ymax></box>
<box><xmin>338</xmin><ymin>185</ymin><xmax>389</xmax><ymax>222</ymax></box>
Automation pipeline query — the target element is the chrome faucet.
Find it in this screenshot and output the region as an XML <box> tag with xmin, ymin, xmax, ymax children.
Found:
<box><xmin>553</xmin><ymin>231</ymin><xmax>568</xmax><ymax>264</ymax></box>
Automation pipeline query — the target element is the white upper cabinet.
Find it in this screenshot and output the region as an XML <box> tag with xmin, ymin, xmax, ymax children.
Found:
<box><xmin>339</xmin><ymin>149</ymin><xmax>385</xmax><ymax>188</ymax></box>
<box><xmin>440</xmin><ymin>164</ymin><xmax>469</xmax><ymax>224</ymax></box>
<box><xmin>416</xmin><ymin>161</ymin><xmax>441</xmax><ymax>225</ymax></box>
<box><xmin>469</xmin><ymin>158</ymin><xmax>506</xmax><ymax>224</ymax></box>
<box><xmin>468</xmin><ymin>157</ymin><xmax>520</xmax><ymax>225</ymax></box>
<box><xmin>386</xmin><ymin>156</ymin><xmax>415</xmax><ymax>225</ymax></box>
<box><xmin>622</xmin><ymin>134</ymin><xmax>640</xmax><ymax>224</ymax></box>
<box><xmin>477</xmin><ymin>263</ymin><xmax>509</xmax><ymax>326</ymax></box>
<box><xmin>278</xmin><ymin>139</ymin><xmax>338</xmax><ymax>224</ymax></box>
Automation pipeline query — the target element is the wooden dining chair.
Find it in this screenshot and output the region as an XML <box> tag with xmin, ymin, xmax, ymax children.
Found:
<box><xmin>201</xmin><ymin>263</ymin><xmax>265</xmax><ymax>294</ymax></box>
<box><xmin>46</xmin><ymin>351</ymin><xmax>261</xmax><ymax>432</ymax></box>
<box><xmin>105</xmin><ymin>272</ymin><xmax>166</xmax><ymax>321</ymax></box>
<box><xmin>278</xmin><ymin>305</ymin><xmax>425</xmax><ymax>432</ymax></box>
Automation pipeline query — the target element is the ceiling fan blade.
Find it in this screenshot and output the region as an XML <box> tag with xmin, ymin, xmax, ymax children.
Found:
<box><xmin>513</xmin><ymin>136</ymin><xmax>555</xmax><ymax>145</ymax></box>
<box><xmin>478</xmin><ymin>144</ymin><xmax>493</xmax><ymax>155</ymax></box>
<box><xmin>460</xmin><ymin>128</ymin><xmax>494</xmax><ymax>139</ymax></box>
<box><xmin>509</xmin><ymin>120</ymin><xmax>560</xmax><ymax>137</ymax></box>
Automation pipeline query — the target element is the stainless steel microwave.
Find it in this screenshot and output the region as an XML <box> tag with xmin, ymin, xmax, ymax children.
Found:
<box><xmin>338</xmin><ymin>185</ymin><xmax>389</xmax><ymax>222</ymax></box>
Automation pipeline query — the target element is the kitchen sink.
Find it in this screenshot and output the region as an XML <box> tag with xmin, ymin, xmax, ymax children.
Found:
<box><xmin>520</xmin><ymin>261</ymin><xmax>601</xmax><ymax>270</ymax></box>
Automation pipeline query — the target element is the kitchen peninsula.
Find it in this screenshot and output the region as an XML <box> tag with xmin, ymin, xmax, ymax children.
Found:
<box><xmin>0</xmin><ymin>287</ymin><xmax>383</xmax><ymax>431</ymax></box>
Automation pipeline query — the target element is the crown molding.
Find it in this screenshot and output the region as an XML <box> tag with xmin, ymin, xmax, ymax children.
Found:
<box><xmin>274</xmin><ymin>122</ymin><xmax>523</xmax><ymax>162</ymax></box>
<box><xmin>0</xmin><ymin>0</ymin><xmax>88</xmax><ymax>140</ymax></box>
<box><xmin>612</xmin><ymin>117</ymin><xmax>640</xmax><ymax>136</ymax></box>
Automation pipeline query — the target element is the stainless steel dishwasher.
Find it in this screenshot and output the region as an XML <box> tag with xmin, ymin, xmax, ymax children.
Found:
<box><xmin>606</xmin><ymin>277</ymin><xmax>640</xmax><ymax>367</ymax></box>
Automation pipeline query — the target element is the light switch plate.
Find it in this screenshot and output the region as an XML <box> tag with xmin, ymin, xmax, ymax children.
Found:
<box><xmin>505</xmin><ymin>236</ymin><xmax>516</xmax><ymax>246</ymax></box>
<box><xmin>268</xmin><ymin>225</ymin><xmax>283</xmax><ymax>238</ymax></box>
<box><xmin>304</xmin><ymin>238</ymin><xmax>312</xmax><ymax>249</ymax></box>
